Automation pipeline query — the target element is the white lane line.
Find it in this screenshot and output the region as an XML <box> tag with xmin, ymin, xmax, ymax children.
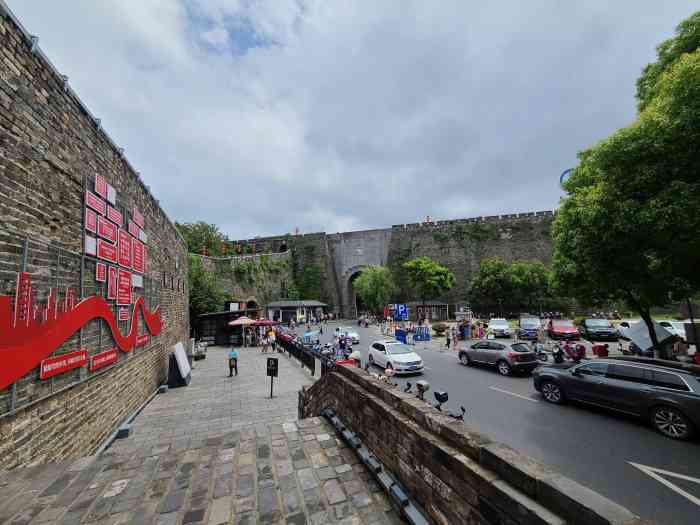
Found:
<box><xmin>629</xmin><ymin>462</ymin><xmax>700</xmax><ymax>507</ymax></box>
<box><xmin>489</xmin><ymin>385</ymin><xmax>539</xmax><ymax>403</ymax></box>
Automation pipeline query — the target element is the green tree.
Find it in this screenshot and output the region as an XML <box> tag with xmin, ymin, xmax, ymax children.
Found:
<box><xmin>553</xmin><ymin>12</ymin><xmax>700</xmax><ymax>355</ymax></box>
<box><xmin>352</xmin><ymin>266</ymin><xmax>396</xmax><ymax>314</ymax></box>
<box><xmin>402</xmin><ymin>257</ymin><xmax>455</xmax><ymax>308</ymax></box>
<box><xmin>297</xmin><ymin>263</ymin><xmax>323</xmax><ymax>299</ymax></box>
<box><xmin>510</xmin><ymin>260</ymin><xmax>550</xmax><ymax>309</ymax></box>
<box><xmin>176</xmin><ymin>221</ymin><xmax>229</xmax><ymax>256</ymax></box>
<box><xmin>188</xmin><ymin>254</ymin><xmax>226</xmax><ymax>330</ymax></box>
<box><xmin>469</xmin><ymin>257</ymin><xmax>515</xmax><ymax>312</ymax></box>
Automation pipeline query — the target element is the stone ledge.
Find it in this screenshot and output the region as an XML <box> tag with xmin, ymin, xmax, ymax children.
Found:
<box><xmin>301</xmin><ymin>364</ymin><xmax>640</xmax><ymax>525</ymax></box>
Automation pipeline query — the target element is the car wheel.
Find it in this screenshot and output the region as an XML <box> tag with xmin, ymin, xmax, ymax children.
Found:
<box><xmin>541</xmin><ymin>381</ymin><xmax>564</xmax><ymax>404</ymax></box>
<box><xmin>368</xmin><ymin>354</ymin><xmax>374</xmax><ymax>365</ymax></box>
<box><xmin>497</xmin><ymin>360</ymin><xmax>511</xmax><ymax>376</ymax></box>
<box><xmin>386</xmin><ymin>362</ymin><xmax>393</xmax><ymax>371</ymax></box>
<box><xmin>652</xmin><ymin>406</ymin><xmax>695</xmax><ymax>440</ymax></box>
<box><xmin>460</xmin><ymin>353</ymin><xmax>470</xmax><ymax>366</ymax></box>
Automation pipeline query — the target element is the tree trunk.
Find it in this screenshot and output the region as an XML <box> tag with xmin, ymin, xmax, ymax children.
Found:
<box><xmin>639</xmin><ymin>308</ymin><xmax>664</xmax><ymax>359</ymax></box>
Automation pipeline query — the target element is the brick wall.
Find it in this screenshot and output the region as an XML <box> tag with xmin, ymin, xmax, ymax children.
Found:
<box><xmin>300</xmin><ymin>365</ymin><xmax>640</xmax><ymax>525</ymax></box>
<box><xmin>0</xmin><ymin>7</ymin><xmax>188</xmax><ymax>468</ymax></box>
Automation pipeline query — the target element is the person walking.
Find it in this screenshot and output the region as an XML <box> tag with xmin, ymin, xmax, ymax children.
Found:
<box><xmin>445</xmin><ymin>329</ymin><xmax>451</xmax><ymax>350</ymax></box>
<box><xmin>228</xmin><ymin>347</ymin><xmax>239</xmax><ymax>377</ymax></box>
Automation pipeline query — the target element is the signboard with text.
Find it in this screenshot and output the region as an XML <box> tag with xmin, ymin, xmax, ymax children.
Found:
<box><xmin>85</xmin><ymin>190</ymin><xmax>106</xmax><ymax>215</ymax></box>
<box><xmin>95</xmin><ymin>175</ymin><xmax>108</xmax><ymax>199</ymax></box>
<box><xmin>85</xmin><ymin>208</ymin><xmax>97</xmax><ymax>233</ymax></box>
<box><xmin>107</xmin><ymin>266</ymin><xmax>117</xmax><ymax>300</ymax></box>
<box><xmin>132</xmin><ymin>240</ymin><xmax>144</xmax><ymax>273</ymax></box>
<box><xmin>40</xmin><ymin>349</ymin><xmax>88</xmax><ymax>380</ymax></box>
<box><xmin>97</xmin><ymin>239</ymin><xmax>118</xmax><ymax>263</ymax></box>
<box><xmin>127</xmin><ymin>220</ymin><xmax>140</xmax><ymax>239</ymax></box>
<box><xmin>96</xmin><ymin>262</ymin><xmax>107</xmax><ymax>282</ymax></box>
<box><xmin>118</xmin><ymin>307</ymin><xmax>129</xmax><ymax>321</ymax></box>
<box><xmin>118</xmin><ymin>230</ymin><xmax>132</xmax><ymax>268</ymax></box>
<box><xmin>90</xmin><ymin>348</ymin><xmax>117</xmax><ymax>371</ymax></box>
<box><xmin>97</xmin><ymin>215</ymin><xmax>118</xmax><ymax>243</ymax></box>
<box><xmin>106</xmin><ymin>206</ymin><xmax>123</xmax><ymax>227</ymax></box>
<box><xmin>116</xmin><ymin>269</ymin><xmax>132</xmax><ymax>305</ymax></box>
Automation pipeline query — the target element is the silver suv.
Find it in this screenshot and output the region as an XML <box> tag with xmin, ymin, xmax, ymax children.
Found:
<box><xmin>458</xmin><ymin>340</ymin><xmax>538</xmax><ymax>376</ymax></box>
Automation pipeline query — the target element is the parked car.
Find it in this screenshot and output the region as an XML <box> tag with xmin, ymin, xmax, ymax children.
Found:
<box><xmin>517</xmin><ymin>317</ymin><xmax>541</xmax><ymax>341</ymax></box>
<box><xmin>488</xmin><ymin>318</ymin><xmax>512</xmax><ymax>338</ymax></box>
<box><xmin>458</xmin><ymin>340</ymin><xmax>538</xmax><ymax>376</ymax></box>
<box><xmin>533</xmin><ymin>358</ymin><xmax>700</xmax><ymax>440</ymax></box>
<box><xmin>547</xmin><ymin>319</ymin><xmax>580</xmax><ymax>340</ymax></box>
<box><xmin>659</xmin><ymin>320</ymin><xmax>688</xmax><ymax>341</ymax></box>
<box><xmin>339</xmin><ymin>327</ymin><xmax>360</xmax><ymax>344</ymax></box>
<box><xmin>368</xmin><ymin>340</ymin><xmax>423</xmax><ymax>374</ymax></box>
<box><xmin>580</xmin><ymin>318</ymin><xmax>619</xmax><ymax>341</ymax></box>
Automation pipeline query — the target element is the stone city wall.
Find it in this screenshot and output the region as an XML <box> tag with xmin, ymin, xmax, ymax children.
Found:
<box><xmin>0</xmin><ymin>6</ymin><xmax>188</xmax><ymax>468</ymax></box>
<box><xmin>226</xmin><ymin>212</ymin><xmax>554</xmax><ymax>316</ymax></box>
<box><xmin>300</xmin><ymin>365</ymin><xmax>641</xmax><ymax>525</ymax></box>
<box><xmin>198</xmin><ymin>251</ymin><xmax>294</xmax><ymax>308</ymax></box>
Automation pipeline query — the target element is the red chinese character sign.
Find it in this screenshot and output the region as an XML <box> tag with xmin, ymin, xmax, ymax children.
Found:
<box><xmin>107</xmin><ymin>266</ymin><xmax>117</xmax><ymax>300</ymax></box>
<box><xmin>0</xmin><ymin>272</ymin><xmax>163</xmax><ymax>390</ymax></box>
<box><xmin>97</xmin><ymin>216</ymin><xmax>118</xmax><ymax>243</ymax></box>
<box><xmin>117</xmin><ymin>269</ymin><xmax>132</xmax><ymax>306</ymax></box>
<box><xmin>118</xmin><ymin>230</ymin><xmax>132</xmax><ymax>268</ymax></box>
<box><xmin>95</xmin><ymin>175</ymin><xmax>108</xmax><ymax>199</ymax></box>
<box><xmin>132</xmin><ymin>240</ymin><xmax>144</xmax><ymax>273</ymax></box>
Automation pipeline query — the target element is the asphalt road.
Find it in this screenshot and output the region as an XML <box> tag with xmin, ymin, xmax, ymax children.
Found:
<box><xmin>309</xmin><ymin>321</ymin><xmax>700</xmax><ymax>525</ymax></box>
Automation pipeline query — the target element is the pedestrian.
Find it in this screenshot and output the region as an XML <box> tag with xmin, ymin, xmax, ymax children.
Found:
<box><xmin>228</xmin><ymin>347</ymin><xmax>239</xmax><ymax>377</ymax></box>
<box><xmin>445</xmin><ymin>330</ymin><xmax>451</xmax><ymax>350</ymax></box>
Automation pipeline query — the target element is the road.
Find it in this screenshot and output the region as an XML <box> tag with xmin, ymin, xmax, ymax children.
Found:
<box><xmin>306</xmin><ymin>321</ymin><xmax>700</xmax><ymax>525</ymax></box>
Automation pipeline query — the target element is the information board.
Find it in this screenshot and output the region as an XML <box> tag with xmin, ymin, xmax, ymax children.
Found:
<box><xmin>116</xmin><ymin>269</ymin><xmax>132</xmax><ymax>305</ymax></box>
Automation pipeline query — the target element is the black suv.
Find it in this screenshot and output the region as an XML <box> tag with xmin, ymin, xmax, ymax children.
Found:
<box><xmin>579</xmin><ymin>318</ymin><xmax>619</xmax><ymax>341</ymax></box>
<box><xmin>532</xmin><ymin>358</ymin><xmax>700</xmax><ymax>440</ymax></box>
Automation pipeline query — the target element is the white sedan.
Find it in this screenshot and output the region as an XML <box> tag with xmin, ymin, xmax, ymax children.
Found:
<box><xmin>368</xmin><ymin>340</ymin><xmax>424</xmax><ymax>374</ymax></box>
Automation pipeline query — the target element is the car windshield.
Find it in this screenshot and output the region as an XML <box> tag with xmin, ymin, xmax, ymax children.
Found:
<box><xmin>521</xmin><ymin>319</ymin><xmax>540</xmax><ymax>328</ymax></box>
<box><xmin>586</xmin><ymin>319</ymin><xmax>612</xmax><ymax>327</ymax></box>
<box><xmin>387</xmin><ymin>344</ymin><xmax>413</xmax><ymax>355</ymax></box>
<box><xmin>490</xmin><ymin>319</ymin><xmax>508</xmax><ymax>326</ymax></box>
<box><xmin>510</xmin><ymin>343</ymin><xmax>531</xmax><ymax>353</ymax></box>
<box><xmin>553</xmin><ymin>320</ymin><xmax>574</xmax><ymax>328</ymax></box>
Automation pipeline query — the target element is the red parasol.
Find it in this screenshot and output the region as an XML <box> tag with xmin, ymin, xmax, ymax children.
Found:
<box><xmin>252</xmin><ymin>318</ymin><xmax>279</xmax><ymax>326</ymax></box>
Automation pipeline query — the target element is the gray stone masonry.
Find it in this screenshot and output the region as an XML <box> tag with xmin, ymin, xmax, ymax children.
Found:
<box><xmin>0</xmin><ymin>348</ymin><xmax>401</xmax><ymax>524</ymax></box>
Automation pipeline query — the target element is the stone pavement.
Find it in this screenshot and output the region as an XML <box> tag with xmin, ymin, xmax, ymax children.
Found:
<box><xmin>0</xmin><ymin>347</ymin><xmax>402</xmax><ymax>524</ymax></box>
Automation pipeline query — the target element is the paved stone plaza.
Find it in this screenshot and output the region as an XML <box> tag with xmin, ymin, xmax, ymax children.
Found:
<box><xmin>0</xmin><ymin>348</ymin><xmax>402</xmax><ymax>524</ymax></box>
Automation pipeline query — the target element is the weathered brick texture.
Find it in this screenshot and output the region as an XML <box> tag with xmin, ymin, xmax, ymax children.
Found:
<box><xmin>300</xmin><ymin>365</ymin><xmax>641</xmax><ymax>525</ymax></box>
<box><xmin>0</xmin><ymin>8</ymin><xmax>188</xmax><ymax>468</ymax></box>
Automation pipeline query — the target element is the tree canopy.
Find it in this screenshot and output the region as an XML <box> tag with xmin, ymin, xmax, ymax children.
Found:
<box><xmin>352</xmin><ymin>266</ymin><xmax>396</xmax><ymax>314</ymax></box>
<box><xmin>402</xmin><ymin>257</ymin><xmax>455</xmax><ymax>303</ymax></box>
<box><xmin>187</xmin><ymin>254</ymin><xmax>226</xmax><ymax>330</ymax></box>
<box><xmin>470</xmin><ymin>257</ymin><xmax>552</xmax><ymax>311</ymax></box>
<box><xmin>553</xmin><ymin>10</ymin><xmax>700</xmax><ymax>352</ymax></box>
<box><xmin>176</xmin><ymin>221</ymin><xmax>229</xmax><ymax>256</ymax></box>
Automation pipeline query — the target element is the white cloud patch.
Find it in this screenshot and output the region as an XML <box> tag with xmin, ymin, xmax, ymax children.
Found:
<box><xmin>8</xmin><ymin>0</ymin><xmax>699</xmax><ymax>238</ymax></box>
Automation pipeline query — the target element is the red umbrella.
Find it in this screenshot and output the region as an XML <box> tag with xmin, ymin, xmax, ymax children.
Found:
<box><xmin>253</xmin><ymin>318</ymin><xmax>279</xmax><ymax>326</ymax></box>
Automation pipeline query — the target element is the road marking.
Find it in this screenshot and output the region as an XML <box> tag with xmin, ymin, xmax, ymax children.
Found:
<box><xmin>488</xmin><ymin>386</ymin><xmax>539</xmax><ymax>403</ymax></box>
<box><xmin>629</xmin><ymin>462</ymin><xmax>700</xmax><ymax>507</ymax></box>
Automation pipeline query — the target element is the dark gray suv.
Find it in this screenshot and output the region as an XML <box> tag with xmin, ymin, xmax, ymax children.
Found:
<box><xmin>533</xmin><ymin>358</ymin><xmax>700</xmax><ymax>440</ymax></box>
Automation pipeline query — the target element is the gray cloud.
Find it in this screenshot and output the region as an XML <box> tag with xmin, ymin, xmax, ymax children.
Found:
<box><xmin>9</xmin><ymin>0</ymin><xmax>698</xmax><ymax>238</ymax></box>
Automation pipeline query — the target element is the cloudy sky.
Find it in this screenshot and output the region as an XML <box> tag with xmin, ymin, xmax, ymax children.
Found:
<box><xmin>10</xmin><ymin>1</ymin><xmax>698</xmax><ymax>239</ymax></box>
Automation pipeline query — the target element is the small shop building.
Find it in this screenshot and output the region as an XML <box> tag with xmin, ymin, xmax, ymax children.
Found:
<box><xmin>266</xmin><ymin>300</ymin><xmax>328</xmax><ymax>323</ymax></box>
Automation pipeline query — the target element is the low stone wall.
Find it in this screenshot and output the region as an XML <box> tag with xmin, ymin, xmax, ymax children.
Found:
<box><xmin>300</xmin><ymin>365</ymin><xmax>642</xmax><ymax>525</ymax></box>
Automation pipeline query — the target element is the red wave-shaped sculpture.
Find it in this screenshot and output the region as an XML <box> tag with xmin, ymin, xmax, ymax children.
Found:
<box><xmin>0</xmin><ymin>295</ymin><xmax>162</xmax><ymax>391</ymax></box>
